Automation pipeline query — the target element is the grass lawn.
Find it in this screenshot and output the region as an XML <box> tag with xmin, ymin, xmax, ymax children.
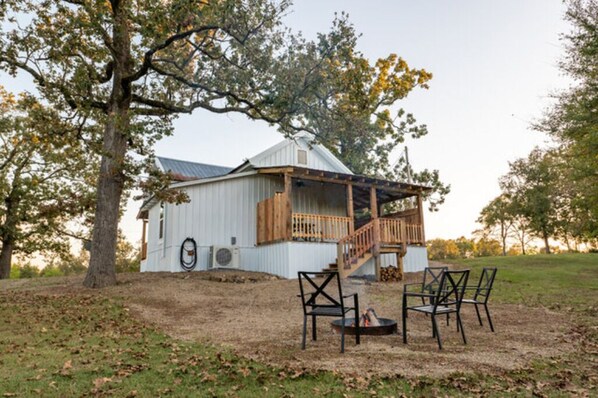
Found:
<box><xmin>1</xmin><ymin>253</ymin><xmax>596</xmax><ymax>397</ymax></box>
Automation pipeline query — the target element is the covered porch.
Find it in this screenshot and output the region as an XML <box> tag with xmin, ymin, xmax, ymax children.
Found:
<box><xmin>255</xmin><ymin>166</ymin><xmax>431</xmax><ymax>279</ymax></box>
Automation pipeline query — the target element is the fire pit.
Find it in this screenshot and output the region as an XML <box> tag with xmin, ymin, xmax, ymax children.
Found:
<box><xmin>331</xmin><ymin>318</ymin><xmax>398</xmax><ymax>336</ymax></box>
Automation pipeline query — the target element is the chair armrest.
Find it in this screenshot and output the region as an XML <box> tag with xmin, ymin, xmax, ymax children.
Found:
<box><xmin>403</xmin><ymin>292</ymin><xmax>435</xmax><ymax>298</ymax></box>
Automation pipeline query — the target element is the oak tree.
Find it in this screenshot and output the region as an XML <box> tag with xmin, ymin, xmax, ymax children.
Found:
<box><xmin>1</xmin><ymin>0</ymin><xmax>361</xmax><ymax>287</ymax></box>
<box><xmin>0</xmin><ymin>87</ymin><xmax>95</xmax><ymax>278</ymax></box>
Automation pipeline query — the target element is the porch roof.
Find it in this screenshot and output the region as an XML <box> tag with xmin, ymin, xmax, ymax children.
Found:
<box><xmin>255</xmin><ymin>166</ymin><xmax>433</xmax><ymax>209</ymax></box>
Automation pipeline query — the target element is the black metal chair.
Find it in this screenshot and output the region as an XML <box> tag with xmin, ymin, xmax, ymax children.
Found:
<box><xmin>403</xmin><ymin>266</ymin><xmax>448</xmax><ymax>310</ymax></box>
<box><xmin>462</xmin><ymin>267</ymin><xmax>498</xmax><ymax>332</ymax></box>
<box><xmin>298</xmin><ymin>271</ymin><xmax>360</xmax><ymax>353</ymax></box>
<box><xmin>402</xmin><ymin>269</ymin><xmax>470</xmax><ymax>350</ymax></box>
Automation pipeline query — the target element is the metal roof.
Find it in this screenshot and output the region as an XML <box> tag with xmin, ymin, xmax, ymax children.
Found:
<box><xmin>156</xmin><ymin>157</ymin><xmax>233</xmax><ymax>181</ymax></box>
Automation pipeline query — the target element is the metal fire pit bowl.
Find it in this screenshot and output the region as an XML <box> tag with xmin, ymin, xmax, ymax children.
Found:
<box><xmin>331</xmin><ymin>318</ymin><xmax>397</xmax><ymax>336</ymax></box>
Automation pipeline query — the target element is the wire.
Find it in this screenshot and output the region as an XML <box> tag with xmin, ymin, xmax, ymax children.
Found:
<box><xmin>179</xmin><ymin>237</ymin><xmax>197</xmax><ymax>272</ymax></box>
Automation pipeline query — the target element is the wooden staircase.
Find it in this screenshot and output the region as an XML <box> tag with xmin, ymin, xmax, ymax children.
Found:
<box><xmin>331</xmin><ymin>218</ymin><xmax>408</xmax><ymax>278</ymax></box>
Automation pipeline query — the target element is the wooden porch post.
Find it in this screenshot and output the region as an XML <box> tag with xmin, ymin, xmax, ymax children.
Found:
<box><xmin>370</xmin><ymin>186</ymin><xmax>381</xmax><ymax>281</ymax></box>
<box><xmin>395</xmin><ymin>253</ymin><xmax>404</xmax><ymax>281</ymax></box>
<box><xmin>417</xmin><ymin>193</ymin><xmax>426</xmax><ymax>244</ymax></box>
<box><xmin>284</xmin><ymin>173</ymin><xmax>293</xmax><ymax>241</ymax></box>
<box><xmin>370</xmin><ymin>186</ymin><xmax>378</xmax><ymax>219</ymax></box>
<box><xmin>141</xmin><ymin>219</ymin><xmax>148</xmax><ymax>261</ymax></box>
<box><xmin>346</xmin><ymin>184</ymin><xmax>354</xmax><ymax>234</ymax></box>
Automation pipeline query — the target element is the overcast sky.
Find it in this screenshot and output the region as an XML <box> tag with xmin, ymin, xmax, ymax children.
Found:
<box><xmin>1</xmin><ymin>1</ymin><xmax>572</xmax><ymax>245</ymax></box>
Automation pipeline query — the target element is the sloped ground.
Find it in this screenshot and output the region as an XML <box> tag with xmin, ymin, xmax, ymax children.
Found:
<box><xmin>3</xmin><ymin>268</ymin><xmax>578</xmax><ymax>379</ymax></box>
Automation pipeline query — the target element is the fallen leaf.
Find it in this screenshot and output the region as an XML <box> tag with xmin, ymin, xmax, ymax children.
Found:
<box><xmin>93</xmin><ymin>377</ymin><xmax>112</xmax><ymax>388</ymax></box>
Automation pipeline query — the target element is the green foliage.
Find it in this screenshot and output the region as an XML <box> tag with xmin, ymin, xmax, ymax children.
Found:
<box><xmin>9</xmin><ymin>265</ymin><xmax>19</xmax><ymax>279</ymax></box>
<box><xmin>477</xmin><ymin>194</ymin><xmax>514</xmax><ymax>256</ymax></box>
<box><xmin>428</xmin><ymin>237</ymin><xmax>502</xmax><ymax>260</ymax></box>
<box><xmin>2</xmin><ymin>0</ymin><xmax>424</xmax><ymax>286</ymax></box>
<box><xmin>17</xmin><ymin>263</ymin><xmax>40</xmax><ymax>279</ymax></box>
<box><xmin>0</xmin><ymin>87</ymin><xmax>96</xmax><ymax>278</ymax></box>
<box><xmin>473</xmin><ymin>238</ymin><xmax>503</xmax><ymax>257</ymax></box>
<box><xmin>115</xmin><ymin>234</ymin><xmax>140</xmax><ymax>273</ymax></box>
<box><xmin>533</xmin><ymin>0</ymin><xmax>598</xmax><ymax>242</ymax></box>
<box><xmin>427</xmin><ymin>238</ymin><xmax>460</xmax><ymax>260</ymax></box>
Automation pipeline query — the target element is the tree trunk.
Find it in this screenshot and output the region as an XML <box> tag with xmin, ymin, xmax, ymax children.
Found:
<box><xmin>543</xmin><ymin>233</ymin><xmax>551</xmax><ymax>254</ymax></box>
<box><xmin>83</xmin><ymin>115</ymin><xmax>127</xmax><ymax>288</ymax></box>
<box><xmin>0</xmin><ymin>238</ymin><xmax>14</xmax><ymax>279</ymax></box>
<box><xmin>83</xmin><ymin>3</ymin><xmax>132</xmax><ymax>288</ymax></box>
<box><xmin>501</xmin><ymin>222</ymin><xmax>507</xmax><ymax>256</ymax></box>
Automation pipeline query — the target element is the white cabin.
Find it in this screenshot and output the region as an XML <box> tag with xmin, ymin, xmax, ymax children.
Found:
<box><xmin>138</xmin><ymin>134</ymin><xmax>430</xmax><ymax>279</ymax></box>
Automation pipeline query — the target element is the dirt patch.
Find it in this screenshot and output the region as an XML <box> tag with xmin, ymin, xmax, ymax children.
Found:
<box><xmin>0</xmin><ymin>271</ymin><xmax>577</xmax><ymax>378</ymax></box>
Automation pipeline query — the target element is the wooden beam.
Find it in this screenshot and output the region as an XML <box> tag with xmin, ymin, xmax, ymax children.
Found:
<box><xmin>284</xmin><ymin>173</ymin><xmax>293</xmax><ymax>241</ymax></box>
<box><xmin>374</xmin><ymin>254</ymin><xmax>381</xmax><ymax>282</ymax></box>
<box><xmin>417</xmin><ymin>194</ymin><xmax>426</xmax><ymax>244</ymax></box>
<box><xmin>346</xmin><ymin>184</ymin><xmax>354</xmax><ymax>234</ymax></box>
<box><xmin>141</xmin><ymin>220</ymin><xmax>148</xmax><ymax>260</ymax></box>
<box><xmin>396</xmin><ymin>253</ymin><xmax>404</xmax><ymax>281</ymax></box>
<box><xmin>370</xmin><ymin>186</ymin><xmax>378</xmax><ymax>219</ymax></box>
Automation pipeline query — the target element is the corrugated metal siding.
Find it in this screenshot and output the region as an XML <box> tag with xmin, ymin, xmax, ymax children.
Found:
<box><xmin>291</xmin><ymin>182</ymin><xmax>346</xmax><ymax>216</ymax></box>
<box><xmin>168</xmin><ymin>174</ymin><xmax>283</xmax><ymax>250</ymax></box>
<box><xmin>402</xmin><ymin>246</ymin><xmax>429</xmax><ymax>272</ymax></box>
<box><xmin>157</xmin><ymin>157</ymin><xmax>232</xmax><ymax>180</ymax></box>
<box><xmin>250</xmin><ymin>139</ymin><xmax>349</xmax><ymax>173</ymax></box>
<box><xmin>288</xmin><ymin>242</ymin><xmax>336</xmax><ymax>277</ymax></box>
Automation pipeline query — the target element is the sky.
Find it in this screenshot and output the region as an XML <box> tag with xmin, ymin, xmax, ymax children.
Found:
<box><xmin>1</xmin><ymin>1</ymin><xmax>572</xmax><ymax>246</ymax></box>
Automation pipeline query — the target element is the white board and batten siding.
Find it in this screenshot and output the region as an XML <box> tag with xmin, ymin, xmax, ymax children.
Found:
<box><xmin>248</xmin><ymin>134</ymin><xmax>353</xmax><ymax>174</ymax></box>
<box><xmin>141</xmin><ymin>171</ymin><xmax>348</xmax><ymax>275</ymax></box>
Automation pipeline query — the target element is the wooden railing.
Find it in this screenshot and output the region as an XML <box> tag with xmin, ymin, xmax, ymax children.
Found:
<box><xmin>337</xmin><ymin>220</ymin><xmax>376</xmax><ymax>270</ymax></box>
<box><xmin>292</xmin><ymin>213</ymin><xmax>352</xmax><ymax>242</ymax></box>
<box><xmin>379</xmin><ymin>218</ymin><xmax>405</xmax><ymax>244</ymax></box>
<box><xmin>257</xmin><ymin>192</ymin><xmax>289</xmax><ymax>245</ymax></box>
<box><xmin>405</xmin><ymin>223</ymin><xmax>424</xmax><ymax>244</ymax></box>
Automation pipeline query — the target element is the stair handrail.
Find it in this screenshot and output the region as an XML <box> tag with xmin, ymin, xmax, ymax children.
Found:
<box><xmin>337</xmin><ymin>219</ymin><xmax>378</xmax><ymax>270</ymax></box>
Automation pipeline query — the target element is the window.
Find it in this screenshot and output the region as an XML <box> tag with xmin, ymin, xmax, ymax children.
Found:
<box><xmin>159</xmin><ymin>202</ymin><xmax>165</xmax><ymax>239</ymax></box>
<box><xmin>297</xmin><ymin>149</ymin><xmax>307</xmax><ymax>165</ymax></box>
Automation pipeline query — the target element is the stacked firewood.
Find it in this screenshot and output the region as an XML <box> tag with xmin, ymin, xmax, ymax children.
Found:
<box><xmin>380</xmin><ymin>266</ymin><xmax>403</xmax><ymax>282</ymax></box>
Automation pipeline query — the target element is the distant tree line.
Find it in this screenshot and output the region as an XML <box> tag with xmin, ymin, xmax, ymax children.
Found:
<box><xmin>8</xmin><ymin>235</ymin><xmax>139</xmax><ymax>279</ymax></box>
<box><xmin>477</xmin><ymin>0</ymin><xmax>597</xmax><ymax>255</ymax></box>
<box><xmin>427</xmin><ymin>236</ymin><xmax>565</xmax><ymax>261</ymax></box>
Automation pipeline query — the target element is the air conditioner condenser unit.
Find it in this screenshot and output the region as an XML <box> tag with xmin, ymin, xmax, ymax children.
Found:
<box><xmin>209</xmin><ymin>246</ymin><xmax>240</xmax><ymax>269</ymax></box>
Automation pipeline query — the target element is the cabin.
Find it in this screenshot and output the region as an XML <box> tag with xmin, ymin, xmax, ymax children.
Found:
<box><xmin>137</xmin><ymin>133</ymin><xmax>431</xmax><ymax>279</ymax></box>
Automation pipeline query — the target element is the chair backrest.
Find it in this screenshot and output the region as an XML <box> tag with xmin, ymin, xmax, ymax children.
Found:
<box><xmin>473</xmin><ymin>267</ymin><xmax>497</xmax><ymax>303</ymax></box>
<box><xmin>422</xmin><ymin>266</ymin><xmax>448</xmax><ymax>294</ymax></box>
<box><xmin>434</xmin><ymin>269</ymin><xmax>470</xmax><ymax>312</ymax></box>
<box><xmin>297</xmin><ymin>271</ymin><xmax>344</xmax><ymax>314</ymax></box>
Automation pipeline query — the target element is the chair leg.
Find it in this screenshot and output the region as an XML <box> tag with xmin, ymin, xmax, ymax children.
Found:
<box><xmin>484</xmin><ymin>304</ymin><xmax>495</xmax><ymax>332</ymax></box>
<box><xmin>432</xmin><ymin>315</ymin><xmax>442</xmax><ymax>350</ymax></box>
<box><xmin>457</xmin><ymin>312</ymin><xmax>467</xmax><ymax>344</ymax></box>
<box><xmin>474</xmin><ymin>303</ymin><xmax>483</xmax><ymax>326</ymax></box>
<box><xmin>402</xmin><ymin>304</ymin><xmax>408</xmax><ymax>344</ymax></box>
<box><xmin>312</xmin><ymin>315</ymin><xmax>317</xmax><ymax>341</ymax></box>
<box><xmin>354</xmin><ymin>298</ymin><xmax>360</xmax><ymax>345</ymax></box>
<box><xmin>355</xmin><ymin>313</ymin><xmax>360</xmax><ymax>346</ymax></box>
<box><xmin>340</xmin><ymin>316</ymin><xmax>345</xmax><ymax>353</ymax></box>
<box><xmin>301</xmin><ymin>315</ymin><xmax>307</xmax><ymax>350</ymax></box>
<box><xmin>446</xmin><ymin>313</ymin><xmax>450</xmax><ymax>326</ymax></box>
<box><xmin>431</xmin><ymin>316</ymin><xmax>436</xmax><ymax>337</ymax></box>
